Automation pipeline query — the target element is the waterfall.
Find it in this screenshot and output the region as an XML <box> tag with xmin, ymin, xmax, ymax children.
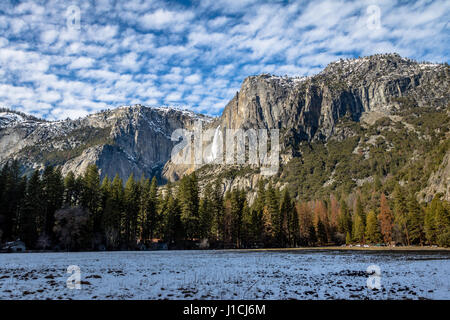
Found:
<box><xmin>211</xmin><ymin>126</ymin><xmax>221</xmax><ymax>162</ymax></box>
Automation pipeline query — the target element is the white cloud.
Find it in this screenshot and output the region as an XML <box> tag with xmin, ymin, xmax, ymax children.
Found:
<box><xmin>68</xmin><ymin>56</ymin><xmax>95</xmax><ymax>69</ymax></box>
<box><xmin>40</xmin><ymin>29</ymin><xmax>58</xmax><ymax>44</ymax></box>
<box><xmin>0</xmin><ymin>0</ymin><xmax>447</xmax><ymax>120</ymax></box>
<box><xmin>184</xmin><ymin>74</ymin><xmax>202</xmax><ymax>84</ymax></box>
<box><xmin>140</xmin><ymin>9</ymin><xmax>194</xmax><ymax>32</ymax></box>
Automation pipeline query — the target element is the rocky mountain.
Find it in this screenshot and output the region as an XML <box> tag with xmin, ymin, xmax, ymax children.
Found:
<box><xmin>168</xmin><ymin>53</ymin><xmax>450</xmax><ymax>202</ymax></box>
<box><xmin>220</xmin><ymin>53</ymin><xmax>447</xmax><ymax>141</ymax></box>
<box><xmin>0</xmin><ymin>105</ymin><xmax>211</xmax><ymax>181</ymax></box>
<box><xmin>1</xmin><ymin>53</ymin><xmax>449</xmax><ymax>201</ymax></box>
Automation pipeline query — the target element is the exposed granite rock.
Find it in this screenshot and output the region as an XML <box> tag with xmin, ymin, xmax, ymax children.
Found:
<box><xmin>0</xmin><ymin>105</ymin><xmax>211</xmax><ymax>181</ymax></box>
<box><xmin>420</xmin><ymin>150</ymin><xmax>450</xmax><ymax>202</ymax></box>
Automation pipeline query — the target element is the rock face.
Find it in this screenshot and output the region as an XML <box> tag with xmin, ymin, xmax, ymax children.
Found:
<box><xmin>166</xmin><ymin>53</ymin><xmax>450</xmax><ymax>191</ymax></box>
<box><xmin>0</xmin><ymin>105</ymin><xmax>211</xmax><ymax>181</ymax></box>
<box><xmin>420</xmin><ymin>149</ymin><xmax>450</xmax><ymax>202</ymax></box>
<box><xmin>220</xmin><ymin>53</ymin><xmax>448</xmax><ymax>145</ymax></box>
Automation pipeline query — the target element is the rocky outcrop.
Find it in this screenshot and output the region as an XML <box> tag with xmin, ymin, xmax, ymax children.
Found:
<box><xmin>420</xmin><ymin>149</ymin><xmax>450</xmax><ymax>202</ymax></box>
<box><xmin>0</xmin><ymin>105</ymin><xmax>211</xmax><ymax>181</ymax></box>
<box><xmin>219</xmin><ymin>54</ymin><xmax>449</xmax><ymax>147</ymax></box>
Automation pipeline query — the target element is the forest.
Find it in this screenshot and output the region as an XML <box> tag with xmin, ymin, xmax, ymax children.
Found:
<box><xmin>0</xmin><ymin>159</ymin><xmax>449</xmax><ymax>251</ymax></box>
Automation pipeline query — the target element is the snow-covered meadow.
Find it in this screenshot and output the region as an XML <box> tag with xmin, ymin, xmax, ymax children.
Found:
<box><xmin>0</xmin><ymin>250</ymin><xmax>449</xmax><ymax>300</ymax></box>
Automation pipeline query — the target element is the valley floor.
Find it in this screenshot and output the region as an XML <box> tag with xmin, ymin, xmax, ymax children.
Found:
<box><xmin>0</xmin><ymin>249</ymin><xmax>449</xmax><ymax>300</ymax></box>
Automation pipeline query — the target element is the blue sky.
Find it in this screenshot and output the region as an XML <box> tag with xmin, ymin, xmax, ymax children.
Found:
<box><xmin>0</xmin><ymin>0</ymin><xmax>448</xmax><ymax>120</ymax></box>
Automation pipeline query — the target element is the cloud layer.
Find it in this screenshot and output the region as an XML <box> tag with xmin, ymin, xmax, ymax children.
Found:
<box><xmin>0</xmin><ymin>0</ymin><xmax>448</xmax><ymax>119</ymax></box>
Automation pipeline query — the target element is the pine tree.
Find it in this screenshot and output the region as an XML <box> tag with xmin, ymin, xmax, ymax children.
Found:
<box><xmin>81</xmin><ymin>164</ymin><xmax>101</xmax><ymax>244</ymax></box>
<box><xmin>123</xmin><ymin>174</ymin><xmax>140</xmax><ymax>247</ymax></box>
<box><xmin>241</xmin><ymin>200</ymin><xmax>252</xmax><ymax>248</ymax></box>
<box><xmin>198</xmin><ymin>195</ymin><xmax>212</xmax><ymax>240</ymax></box>
<box><xmin>279</xmin><ymin>189</ymin><xmax>293</xmax><ymax>247</ymax></box>
<box><xmin>407</xmin><ymin>193</ymin><xmax>424</xmax><ymax>245</ymax></box>
<box><xmin>308</xmin><ymin>224</ymin><xmax>317</xmax><ymax>246</ymax></box>
<box><xmin>352</xmin><ymin>214</ymin><xmax>365</xmax><ymax>243</ymax></box>
<box><xmin>103</xmin><ymin>174</ymin><xmax>123</xmax><ymax>249</ymax></box>
<box><xmin>41</xmin><ymin>166</ymin><xmax>64</xmax><ymax>240</ymax></box>
<box><xmin>63</xmin><ymin>171</ymin><xmax>78</xmax><ymax>206</ymax></box>
<box><xmin>261</xmin><ymin>206</ymin><xmax>273</xmax><ymax>246</ymax></box>
<box><xmin>148</xmin><ymin>177</ymin><xmax>159</xmax><ymax>239</ymax></box>
<box><xmin>289</xmin><ymin>203</ymin><xmax>300</xmax><ymax>247</ymax></box>
<box><xmin>379</xmin><ymin>193</ymin><xmax>393</xmax><ymax>244</ymax></box>
<box><xmin>316</xmin><ymin>219</ymin><xmax>327</xmax><ymax>245</ymax></box>
<box><xmin>178</xmin><ymin>173</ymin><xmax>200</xmax><ymax>240</ymax></box>
<box><xmin>345</xmin><ymin>232</ymin><xmax>351</xmax><ymax>245</ymax></box>
<box><xmin>230</xmin><ymin>189</ymin><xmax>245</xmax><ymax>248</ymax></box>
<box><xmin>250</xmin><ymin>179</ymin><xmax>266</xmax><ymax>245</ymax></box>
<box><xmin>393</xmin><ymin>185</ymin><xmax>410</xmax><ymax>245</ymax></box>
<box><xmin>99</xmin><ymin>175</ymin><xmax>112</xmax><ymax>235</ymax></box>
<box><xmin>365</xmin><ymin>210</ymin><xmax>381</xmax><ymax>243</ymax></box>
<box><xmin>20</xmin><ymin>170</ymin><xmax>42</xmax><ymax>247</ymax></box>
<box><xmin>211</xmin><ymin>178</ymin><xmax>224</xmax><ymax>242</ymax></box>
<box><xmin>137</xmin><ymin>177</ymin><xmax>150</xmax><ymax>242</ymax></box>
<box><xmin>266</xmin><ymin>182</ymin><xmax>280</xmax><ymax>246</ymax></box>
<box><xmin>424</xmin><ymin>200</ymin><xmax>437</xmax><ymax>245</ymax></box>
<box><xmin>0</xmin><ymin>160</ymin><xmax>24</xmax><ymax>241</ymax></box>
<box><xmin>161</xmin><ymin>184</ymin><xmax>182</xmax><ymax>246</ymax></box>
<box><xmin>297</xmin><ymin>202</ymin><xmax>314</xmax><ymax>246</ymax></box>
<box><xmin>338</xmin><ymin>197</ymin><xmax>352</xmax><ymax>236</ymax></box>
<box><xmin>434</xmin><ymin>197</ymin><xmax>450</xmax><ymax>247</ymax></box>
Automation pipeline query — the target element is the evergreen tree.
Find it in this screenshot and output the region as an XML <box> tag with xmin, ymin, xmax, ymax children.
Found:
<box><xmin>407</xmin><ymin>193</ymin><xmax>424</xmax><ymax>245</ymax></box>
<box><xmin>179</xmin><ymin>173</ymin><xmax>200</xmax><ymax>240</ymax></box>
<box><xmin>352</xmin><ymin>214</ymin><xmax>365</xmax><ymax>243</ymax></box>
<box><xmin>138</xmin><ymin>176</ymin><xmax>159</xmax><ymax>243</ymax></box>
<box><xmin>100</xmin><ymin>175</ymin><xmax>112</xmax><ymax>227</ymax></box>
<box><xmin>241</xmin><ymin>199</ymin><xmax>252</xmax><ymax>248</ymax></box>
<box><xmin>289</xmin><ymin>203</ymin><xmax>300</xmax><ymax>247</ymax></box>
<box><xmin>261</xmin><ymin>206</ymin><xmax>273</xmax><ymax>246</ymax></box>
<box><xmin>0</xmin><ymin>160</ymin><xmax>24</xmax><ymax>241</ymax></box>
<box><xmin>198</xmin><ymin>194</ymin><xmax>213</xmax><ymax>240</ymax></box>
<box><xmin>81</xmin><ymin>164</ymin><xmax>101</xmax><ymax>243</ymax></box>
<box><xmin>63</xmin><ymin>171</ymin><xmax>78</xmax><ymax>206</ymax></box>
<box><xmin>433</xmin><ymin>197</ymin><xmax>450</xmax><ymax>247</ymax></box>
<box><xmin>308</xmin><ymin>224</ymin><xmax>317</xmax><ymax>246</ymax></box>
<box><xmin>250</xmin><ymin>179</ymin><xmax>266</xmax><ymax>245</ymax></box>
<box><xmin>266</xmin><ymin>182</ymin><xmax>280</xmax><ymax>246</ymax></box>
<box><xmin>365</xmin><ymin>210</ymin><xmax>381</xmax><ymax>243</ymax></box>
<box><xmin>279</xmin><ymin>189</ymin><xmax>293</xmax><ymax>246</ymax></box>
<box><xmin>20</xmin><ymin>170</ymin><xmax>42</xmax><ymax>247</ymax></box>
<box><xmin>211</xmin><ymin>178</ymin><xmax>224</xmax><ymax>242</ymax></box>
<box><xmin>393</xmin><ymin>185</ymin><xmax>410</xmax><ymax>245</ymax></box>
<box><xmin>379</xmin><ymin>193</ymin><xmax>394</xmax><ymax>244</ymax></box>
<box><xmin>316</xmin><ymin>219</ymin><xmax>327</xmax><ymax>245</ymax></box>
<box><xmin>161</xmin><ymin>184</ymin><xmax>182</xmax><ymax>246</ymax></box>
<box><xmin>41</xmin><ymin>166</ymin><xmax>64</xmax><ymax>240</ymax></box>
<box><xmin>230</xmin><ymin>189</ymin><xmax>245</xmax><ymax>248</ymax></box>
<box><xmin>345</xmin><ymin>231</ymin><xmax>351</xmax><ymax>245</ymax></box>
<box><xmin>137</xmin><ymin>176</ymin><xmax>150</xmax><ymax>242</ymax></box>
<box><xmin>338</xmin><ymin>197</ymin><xmax>352</xmax><ymax>236</ymax></box>
<box><xmin>424</xmin><ymin>199</ymin><xmax>438</xmax><ymax>245</ymax></box>
<box><xmin>103</xmin><ymin>174</ymin><xmax>123</xmax><ymax>249</ymax></box>
<box><xmin>123</xmin><ymin>174</ymin><xmax>140</xmax><ymax>247</ymax></box>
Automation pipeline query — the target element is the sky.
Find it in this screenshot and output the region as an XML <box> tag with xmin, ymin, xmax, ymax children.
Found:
<box><xmin>0</xmin><ymin>0</ymin><xmax>448</xmax><ymax>120</ymax></box>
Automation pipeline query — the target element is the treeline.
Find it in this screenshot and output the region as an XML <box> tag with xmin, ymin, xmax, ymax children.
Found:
<box><xmin>0</xmin><ymin>160</ymin><xmax>449</xmax><ymax>250</ymax></box>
